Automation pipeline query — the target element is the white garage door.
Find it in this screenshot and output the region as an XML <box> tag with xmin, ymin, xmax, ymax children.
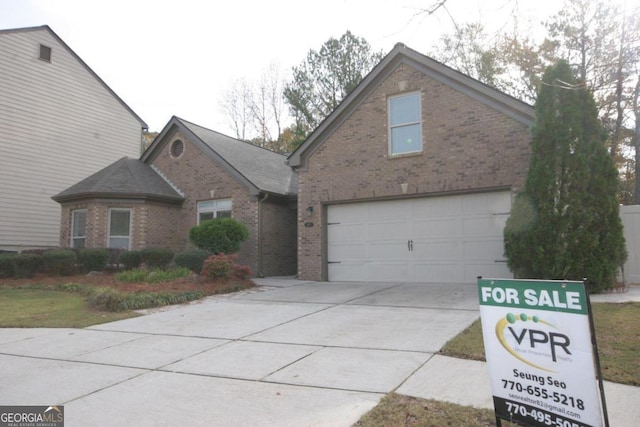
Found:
<box><xmin>327</xmin><ymin>192</ymin><xmax>513</xmax><ymax>283</ymax></box>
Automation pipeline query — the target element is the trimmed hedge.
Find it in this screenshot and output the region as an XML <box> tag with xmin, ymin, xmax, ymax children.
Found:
<box><xmin>43</xmin><ymin>250</ymin><xmax>77</xmax><ymax>276</ymax></box>
<box><xmin>11</xmin><ymin>254</ymin><xmax>43</xmax><ymax>279</ymax></box>
<box><xmin>0</xmin><ymin>254</ymin><xmax>16</xmax><ymax>278</ymax></box>
<box><xmin>79</xmin><ymin>248</ymin><xmax>110</xmax><ymax>272</ymax></box>
<box><xmin>140</xmin><ymin>247</ymin><xmax>174</xmax><ymax>269</ymax></box>
<box><xmin>118</xmin><ymin>250</ymin><xmax>142</xmax><ymax>270</ymax></box>
<box><xmin>174</xmin><ymin>249</ymin><xmax>210</xmax><ymax>273</ymax></box>
<box><xmin>189</xmin><ymin>218</ymin><xmax>249</xmax><ymax>254</ymax></box>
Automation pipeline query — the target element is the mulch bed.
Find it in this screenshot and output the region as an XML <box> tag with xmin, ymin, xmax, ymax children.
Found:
<box><xmin>0</xmin><ymin>272</ymin><xmax>255</xmax><ymax>295</ymax></box>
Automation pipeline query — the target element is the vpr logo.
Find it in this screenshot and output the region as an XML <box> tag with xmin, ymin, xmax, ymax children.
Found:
<box><xmin>495</xmin><ymin>313</ymin><xmax>572</xmax><ymax>372</ymax></box>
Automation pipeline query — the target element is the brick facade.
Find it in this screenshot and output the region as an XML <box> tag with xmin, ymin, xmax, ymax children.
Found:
<box><xmin>59</xmin><ymin>127</ymin><xmax>298</xmax><ymax>277</ymax></box>
<box><xmin>295</xmin><ymin>62</ymin><xmax>532</xmax><ymax>280</ymax></box>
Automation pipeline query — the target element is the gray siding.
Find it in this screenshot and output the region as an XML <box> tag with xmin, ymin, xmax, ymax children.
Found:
<box><xmin>0</xmin><ymin>27</ymin><xmax>144</xmax><ymax>250</ymax></box>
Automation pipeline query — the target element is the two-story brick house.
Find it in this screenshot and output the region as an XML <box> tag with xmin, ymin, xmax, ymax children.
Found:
<box><xmin>287</xmin><ymin>43</ymin><xmax>534</xmax><ymax>283</ymax></box>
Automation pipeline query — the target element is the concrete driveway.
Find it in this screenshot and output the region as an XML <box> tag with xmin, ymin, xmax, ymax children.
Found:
<box><xmin>0</xmin><ymin>278</ymin><xmax>482</xmax><ymax>426</ymax></box>
<box><xmin>3</xmin><ymin>280</ymin><xmax>638</xmax><ymax>426</ymax></box>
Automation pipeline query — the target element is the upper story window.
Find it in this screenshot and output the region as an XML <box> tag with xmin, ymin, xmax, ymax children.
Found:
<box><xmin>39</xmin><ymin>44</ymin><xmax>52</xmax><ymax>62</ymax></box>
<box><xmin>71</xmin><ymin>209</ymin><xmax>87</xmax><ymax>248</ymax></box>
<box><xmin>171</xmin><ymin>140</ymin><xmax>184</xmax><ymax>158</ymax></box>
<box><xmin>108</xmin><ymin>208</ymin><xmax>131</xmax><ymax>249</ymax></box>
<box><xmin>388</xmin><ymin>92</ymin><xmax>422</xmax><ymax>155</ymax></box>
<box><xmin>197</xmin><ymin>199</ymin><xmax>232</xmax><ymax>224</ymax></box>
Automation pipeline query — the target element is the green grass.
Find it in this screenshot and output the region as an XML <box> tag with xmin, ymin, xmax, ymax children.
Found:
<box><xmin>440</xmin><ymin>302</ymin><xmax>640</xmax><ymax>386</ymax></box>
<box><xmin>0</xmin><ymin>288</ymin><xmax>139</xmax><ymax>327</ymax></box>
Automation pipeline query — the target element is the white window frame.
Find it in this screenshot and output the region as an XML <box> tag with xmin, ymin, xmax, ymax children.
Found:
<box><xmin>108</xmin><ymin>208</ymin><xmax>132</xmax><ymax>250</ymax></box>
<box><xmin>388</xmin><ymin>91</ymin><xmax>423</xmax><ymax>156</ymax></box>
<box><xmin>71</xmin><ymin>209</ymin><xmax>87</xmax><ymax>248</ymax></box>
<box><xmin>197</xmin><ymin>199</ymin><xmax>232</xmax><ymax>224</ymax></box>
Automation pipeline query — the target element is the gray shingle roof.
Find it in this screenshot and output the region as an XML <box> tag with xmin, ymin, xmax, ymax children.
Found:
<box><xmin>176</xmin><ymin>118</ymin><xmax>297</xmax><ymax>196</ymax></box>
<box><xmin>52</xmin><ymin>157</ymin><xmax>184</xmax><ymax>203</ymax></box>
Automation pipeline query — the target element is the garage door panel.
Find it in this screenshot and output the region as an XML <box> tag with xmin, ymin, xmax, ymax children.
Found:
<box><xmin>413</xmin><ymin>196</ymin><xmax>463</xmax><ymax>216</ymax></box>
<box><xmin>462</xmin><ymin>216</ymin><xmax>504</xmax><ymax>235</ymax></box>
<box><xmin>413</xmin><ymin>218</ymin><xmax>461</xmax><ymax>238</ymax></box>
<box><xmin>369</xmin><ymin>242</ymin><xmax>409</xmax><ymax>260</ymax></box>
<box><xmin>368</xmin><ymin>220</ymin><xmax>408</xmax><ymax>239</ymax></box>
<box><xmin>462</xmin><ymin>192</ymin><xmax>511</xmax><ymax>214</ymax></box>
<box><xmin>329</xmin><ymin>243</ymin><xmax>367</xmax><ymax>260</ymax></box>
<box><xmin>328</xmin><ymin>262</ymin><xmax>368</xmax><ymax>282</ymax></box>
<box><xmin>328</xmin><ymin>224</ymin><xmax>364</xmax><ymax>242</ymax></box>
<box><xmin>412</xmin><ymin>241</ymin><xmax>462</xmax><ymax>259</ymax></box>
<box><xmin>463</xmin><ymin>239</ymin><xmax>505</xmax><ymax>260</ymax></box>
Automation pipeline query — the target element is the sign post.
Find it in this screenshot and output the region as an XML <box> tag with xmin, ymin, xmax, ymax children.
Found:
<box><xmin>477</xmin><ymin>278</ymin><xmax>608</xmax><ymax>427</ymax></box>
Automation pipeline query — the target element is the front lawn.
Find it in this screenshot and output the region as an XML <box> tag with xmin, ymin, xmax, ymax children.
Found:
<box><xmin>0</xmin><ymin>270</ymin><xmax>255</xmax><ymax>327</ymax></box>
<box><xmin>0</xmin><ymin>288</ymin><xmax>138</xmax><ymax>327</ymax></box>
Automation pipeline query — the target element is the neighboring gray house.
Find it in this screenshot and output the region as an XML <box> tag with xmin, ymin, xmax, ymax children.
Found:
<box><xmin>54</xmin><ymin>116</ymin><xmax>298</xmax><ymax>277</ymax></box>
<box><xmin>0</xmin><ymin>25</ymin><xmax>147</xmax><ymax>252</ymax></box>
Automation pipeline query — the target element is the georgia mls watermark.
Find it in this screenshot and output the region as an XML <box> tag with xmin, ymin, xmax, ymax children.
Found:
<box><xmin>0</xmin><ymin>406</ymin><xmax>64</xmax><ymax>427</ymax></box>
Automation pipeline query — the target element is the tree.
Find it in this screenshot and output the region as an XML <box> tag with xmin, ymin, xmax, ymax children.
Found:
<box><xmin>283</xmin><ymin>31</ymin><xmax>384</xmax><ymax>143</ymax></box>
<box><xmin>504</xmin><ymin>61</ymin><xmax>626</xmax><ymax>292</ymax></box>
<box><xmin>219</xmin><ymin>63</ymin><xmax>293</xmax><ymax>153</ymax></box>
<box><xmin>220</xmin><ymin>77</ymin><xmax>252</xmax><ymax>141</ymax></box>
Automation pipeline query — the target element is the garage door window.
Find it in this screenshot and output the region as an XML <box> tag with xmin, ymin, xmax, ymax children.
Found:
<box><xmin>389</xmin><ymin>92</ymin><xmax>422</xmax><ymax>155</ymax></box>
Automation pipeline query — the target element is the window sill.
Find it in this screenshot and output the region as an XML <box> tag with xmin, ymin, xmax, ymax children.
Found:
<box><xmin>388</xmin><ymin>151</ymin><xmax>423</xmax><ymax>159</ymax></box>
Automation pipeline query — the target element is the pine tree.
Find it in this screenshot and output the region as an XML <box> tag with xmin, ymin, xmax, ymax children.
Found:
<box><xmin>504</xmin><ymin>60</ymin><xmax>627</xmax><ymax>292</ymax></box>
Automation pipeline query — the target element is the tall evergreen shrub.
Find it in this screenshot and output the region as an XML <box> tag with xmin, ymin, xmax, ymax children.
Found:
<box><xmin>504</xmin><ymin>60</ymin><xmax>626</xmax><ymax>292</ymax></box>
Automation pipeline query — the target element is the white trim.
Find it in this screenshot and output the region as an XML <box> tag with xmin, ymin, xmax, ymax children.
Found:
<box><xmin>388</xmin><ymin>91</ymin><xmax>423</xmax><ymax>156</ymax></box>
<box><xmin>107</xmin><ymin>208</ymin><xmax>132</xmax><ymax>250</ymax></box>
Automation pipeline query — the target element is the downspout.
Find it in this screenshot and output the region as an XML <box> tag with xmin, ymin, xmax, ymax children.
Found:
<box><xmin>257</xmin><ymin>192</ymin><xmax>269</xmax><ymax>277</ymax></box>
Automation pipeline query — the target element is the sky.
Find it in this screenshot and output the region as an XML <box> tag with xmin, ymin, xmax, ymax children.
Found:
<box><xmin>1</xmin><ymin>0</ymin><xmax>558</xmax><ymax>134</ymax></box>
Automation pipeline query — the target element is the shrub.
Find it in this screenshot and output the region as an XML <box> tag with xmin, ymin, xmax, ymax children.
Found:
<box><xmin>233</xmin><ymin>264</ymin><xmax>253</xmax><ymax>280</ymax></box>
<box><xmin>174</xmin><ymin>249</ymin><xmax>210</xmax><ymax>273</ymax></box>
<box><xmin>43</xmin><ymin>249</ymin><xmax>77</xmax><ymax>276</ymax></box>
<box><xmin>189</xmin><ymin>218</ymin><xmax>249</xmax><ymax>254</ymax></box>
<box><xmin>11</xmin><ymin>254</ymin><xmax>43</xmax><ymax>279</ymax></box>
<box><xmin>140</xmin><ymin>247</ymin><xmax>174</xmax><ymax>269</ymax></box>
<box><xmin>0</xmin><ymin>254</ymin><xmax>16</xmax><ymax>278</ymax></box>
<box><xmin>118</xmin><ymin>250</ymin><xmax>142</xmax><ymax>270</ymax></box>
<box><xmin>201</xmin><ymin>253</ymin><xmax>235</xmax><ymax>279</ymax></box>
<box><xmin>201</xmin><ymin>253</ymin><xmax>253</xmax><ymax>280</ymax></box>
<box><xmin>79</xmin><ymin>248</ymin><xmax>110</xmax><ymax>272</ymax></box>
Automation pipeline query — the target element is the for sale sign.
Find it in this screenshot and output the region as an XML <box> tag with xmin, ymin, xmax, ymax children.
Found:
<box><xmin>478</xmin><ymin>279</ymin><xmax>606</xmax><ymax>427</ymax></box>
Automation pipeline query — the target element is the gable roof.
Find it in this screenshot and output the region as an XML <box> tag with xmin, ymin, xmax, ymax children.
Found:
<box><xmin>287</xmin><ymin>43</ymin><xmax>535</xmax><ymax>168</ymax></box>
<box><xmin>142</xmin><ymin>116</ymin><xmax>297</xmax><ymax>197</ymax></box>
<box><xmin>52</xmin><ymin>157</ymin><xmax>184</xmax><ymax>203</ymax></box>
<box><xmin>0</xmin><ymin>25</ymin><xmax>147</xmax><ymax>130</ymax></box>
